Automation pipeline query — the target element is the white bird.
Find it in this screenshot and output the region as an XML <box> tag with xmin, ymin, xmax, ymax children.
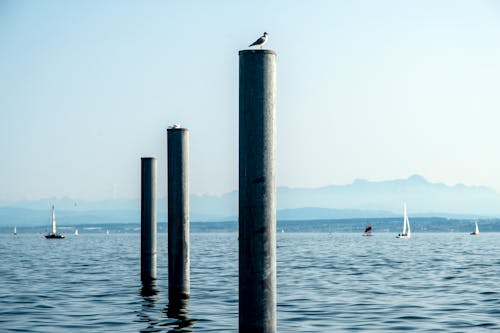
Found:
<box><xmin>168</xmin><ymin>123</ymin><xmax>181</xmax><ymax>129</ymax></box>
<box><xmin>249</xmin><ymin>32</ymin><xmax>268</xmax><ymax>49</ymax></box>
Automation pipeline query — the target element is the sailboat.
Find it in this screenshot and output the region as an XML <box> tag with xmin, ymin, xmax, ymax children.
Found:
<box><xmin>45</xmin><ymin>205</ymin><xmax>65</xmax><ymax>239</ymax></box>
<box><xmin>397</xmin><ymin>204</ymin><xmax>411</xmax><ymax>239</ymax></box>
<box><xmin>74</xmin><ymin>228</ymin><xmax>79</xmax><ymax>237</ymax></box>
<box><xmin>13</xmin><ymin>226</ymin><xmax>17</xmax><ymax>236</ymax></box>
<box><xmin>470</xmin><ymin>221</ymin><xmax>479</xmax><ymax>235</ymax></box>
<box><xmin>363</xmin><ymin>225</ymin><xmax>373</xmax><ymax>236</ymax></box>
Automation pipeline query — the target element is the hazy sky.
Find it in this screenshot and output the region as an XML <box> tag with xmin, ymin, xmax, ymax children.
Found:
<box><xmin>1</xmin><ymin>0</ymin><xmax>500</xmax><ymax>201</ymax></box>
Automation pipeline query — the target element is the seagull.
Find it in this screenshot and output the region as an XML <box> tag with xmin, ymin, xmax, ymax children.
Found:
<box><xmin>249</xmin><ymin>32</ymin><xmax>268</xmax><ymax>49</ymax></box>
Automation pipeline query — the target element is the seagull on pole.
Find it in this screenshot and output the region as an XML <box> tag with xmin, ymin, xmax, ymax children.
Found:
<box><xmin>249</xmin><ymin>32</ymin><xmax>268</xmax><ymax>49</ymax></box>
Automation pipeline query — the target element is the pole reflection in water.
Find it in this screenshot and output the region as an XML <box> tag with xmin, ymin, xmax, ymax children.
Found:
<box><xmin>137</xmin><ymin>280</ymin><xmax>160</xmax><ymax>332</ymax></box>
<box><xmin>136</xmin><ymin>281</ymin><xmax>196</xmax><ymax>332</ymax></box>
<box><xmin>162</xmin><ymin>295</ymin><xmax>195</xmax><ymax>332</ymax></box>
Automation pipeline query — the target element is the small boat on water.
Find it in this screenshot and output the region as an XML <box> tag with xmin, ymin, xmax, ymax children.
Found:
<box><xmin>397</xmin><ymin>204</ymin><xmax>411</xmax><ymax>239</ymax></box>
<box><xmin>45</xmin><ymin>205</ymin><xmax>65</xmax><ymax>239</ymax></box>
<box><xmin>363</xmin><ymin>225</ymin><xmax>372</xmax><ymax>236</ymax></box>
<box><xmin>74</xmin><ymin>228</ymin><xmax>79</xmax><ymax>237</ymax></box>
<box><xmin>13</xmin><ymin>226</ymin><xmax>17</xmax><ymax>236</ymax></box>
<box><xmin>470</xmin><ymin>221</ymin><xmax>479</xmax><ymax>235</ymax></box>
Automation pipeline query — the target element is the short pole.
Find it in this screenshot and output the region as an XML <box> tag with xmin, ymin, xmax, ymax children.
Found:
<box><xmin>167</xmin><ymin>127</ymin><xmax>190</xmax><ymax>300</ymax></box>
<box><xmin>141</xmin><ymin>157</ymin><xmax>157</xmax><ymax>281</ymax></box>
<box><xmin>238</xmin><ymin>49</ymin><xmax>277</xmax><ymax>333</ymax></box>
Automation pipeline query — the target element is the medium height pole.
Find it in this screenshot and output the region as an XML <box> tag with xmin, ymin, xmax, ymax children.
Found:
<box><xmin>141</xmin><ymin>157</ymin><xmax>157</xmax><ymax>281</ymax></box>
<box><xmin>167</xmin><ymin>127</ymin><xmax>190</xmax><ymax>300</ymax></box>
<box><xmin>238</xmin><ymin>49</ymin><xmax>277</xmax><ymax>333</ymax></box>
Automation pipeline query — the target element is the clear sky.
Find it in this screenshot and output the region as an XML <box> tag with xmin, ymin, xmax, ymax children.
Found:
<box><xmin>1</xmin><ymin>0</ymin><xmax>500</xmax><ymax>201</ymax></box>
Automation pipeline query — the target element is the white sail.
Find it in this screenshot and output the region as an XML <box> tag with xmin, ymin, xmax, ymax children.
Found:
<box><xmin>406</xmin><ymin>209</ymin><xmax>411</xmax><ymax>238</ymax></box>
<box><xmin>74</xmin><ymin>228</ymin><xmax>79</xmax><ymax>237</ymax></box>
<box><xmin>51</xmin><ymin>205</ymin><xmax>57</xmax><ymax>234</ymax></box>
<box><xmin>402</xmin><ymin>204</ymin><xmax>407</xmax><ymax>235</ymax></box>
<box><xmin>14</xmin><ymin>226</ymin><xmax>17</xmax><ymax>235</ymax></box>
<box><xmin>397</xmin><ymin>204</ymin><xmax>411</xmax><ymax>238</ymax></box>
<box><xmin>474</xmin><ymin>222</ymin><xmax>479</xmax><ymax>235</ymax></box>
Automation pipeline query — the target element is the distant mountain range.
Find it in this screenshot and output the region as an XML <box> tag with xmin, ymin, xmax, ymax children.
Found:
<box><xmin>2</xmin><ymin>175</ymin><xmax>500</xmax><ymax>226</ymax></box>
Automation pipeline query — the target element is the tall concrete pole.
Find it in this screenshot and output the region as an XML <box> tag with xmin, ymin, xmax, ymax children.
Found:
<box><xmin>238</xmin><ymin>49</ymin><xmax>277</xmax><ymax>333</ymax></box>
<box><xmin>141</xmin><ymin>157</ymin><xmax>157</xmax><ymax>282</ymax></box>
<box><xmin>167</xmin><ymin>127</ymin><xmax>190</xmax><ymax>300</ymax></box>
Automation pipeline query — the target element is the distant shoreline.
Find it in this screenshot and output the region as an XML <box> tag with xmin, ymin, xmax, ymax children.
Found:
<box><xmin>4</xmin><ymin>217</ymin><xmax>500</xmax><ymax>233</ymax></box>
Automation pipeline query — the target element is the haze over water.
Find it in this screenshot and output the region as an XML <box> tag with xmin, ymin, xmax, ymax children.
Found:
<box><xmin>2</xmin><ymin>2</ymin><xmax>500</xmax><ymax>332</ymax></box>
<box><xmin>1</xmin><ymin>230</ymin><xmax>499</xmax><ymax>332</ymax></box>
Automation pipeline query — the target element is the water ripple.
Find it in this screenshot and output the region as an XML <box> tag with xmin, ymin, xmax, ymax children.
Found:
<box><xmin>1</xmin><ymin>232</ymin><xmax>499</xmax><ymax>331</ymax></box>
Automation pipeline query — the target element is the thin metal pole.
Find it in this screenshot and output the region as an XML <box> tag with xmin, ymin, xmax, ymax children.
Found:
<box><xmin>141</xmin><ymin>157</ymin><xmax>157</xmax><ymax>281</ymax></box>
<box><xmin>167</xmin><ymin>127</ymin><xmax>190</xmax><ymax>300</ymax></box>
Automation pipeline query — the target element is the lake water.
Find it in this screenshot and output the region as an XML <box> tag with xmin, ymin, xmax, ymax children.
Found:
<box><xmin>1</xmin><ymin>232</ymin><xmax>499</xmax><ymax>332</ymax></box>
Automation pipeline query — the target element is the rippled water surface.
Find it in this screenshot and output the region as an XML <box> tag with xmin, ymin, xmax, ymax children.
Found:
<box><xmin>1</xmin><ymin>232</ymin><xmax>499</xmax><ymax>332</ymax></box>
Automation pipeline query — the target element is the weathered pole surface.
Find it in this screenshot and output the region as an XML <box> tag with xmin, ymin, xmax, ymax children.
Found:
<box><xmin>238</xmin><ymin>49</ymin><xmax>277</xmax><ymax>333</ymax></box>
<box><xmin>167</xmin><ymin>127</ymin><xmax>190</xmax><ymax>300</ymax></box>
<box><xmin>141</xmin><ymin>157</ymin><xmax>157</xmax><ymax>281</ymax></box>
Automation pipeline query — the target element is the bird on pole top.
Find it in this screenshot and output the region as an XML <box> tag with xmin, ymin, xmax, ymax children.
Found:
<box><xmin>249</xmin><ymin>32</ymin><xmax>268</xmax><ymax>49</ymax></box>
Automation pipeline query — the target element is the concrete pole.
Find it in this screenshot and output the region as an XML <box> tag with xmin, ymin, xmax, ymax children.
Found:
<box><xmin>141</xmin><ymin>279</ymin><xmax>159</xmax><ymax>298</ymax></box>
<box><xmin>167</xmin><ymin>127</ymin><xmax>190</xmax><ymax>300</ymax></box>
<box><xmin>141</xmin><ymin>157</ymin><xmax>157</xmax><ymax>282</ymax></box>
<box><xmin>238</xmin><ymin>49</ymin><xmax>277</xmax><ymax>333</ymax></box>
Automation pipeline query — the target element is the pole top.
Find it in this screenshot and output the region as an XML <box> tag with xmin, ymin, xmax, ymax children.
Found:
<box><xmin>141</xmin><ymin>157</ymin><xmax>156</xmax><ymax>160</ymax></box>
<box><xmin>167</xmin><ymin>123</ymin><xmax>188</xmax><ymax>132</ymax></box>
<box><xmin>239</xmin><ymin>49</ymin><xmax>276</xmax><ymax>56</ymax></box>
